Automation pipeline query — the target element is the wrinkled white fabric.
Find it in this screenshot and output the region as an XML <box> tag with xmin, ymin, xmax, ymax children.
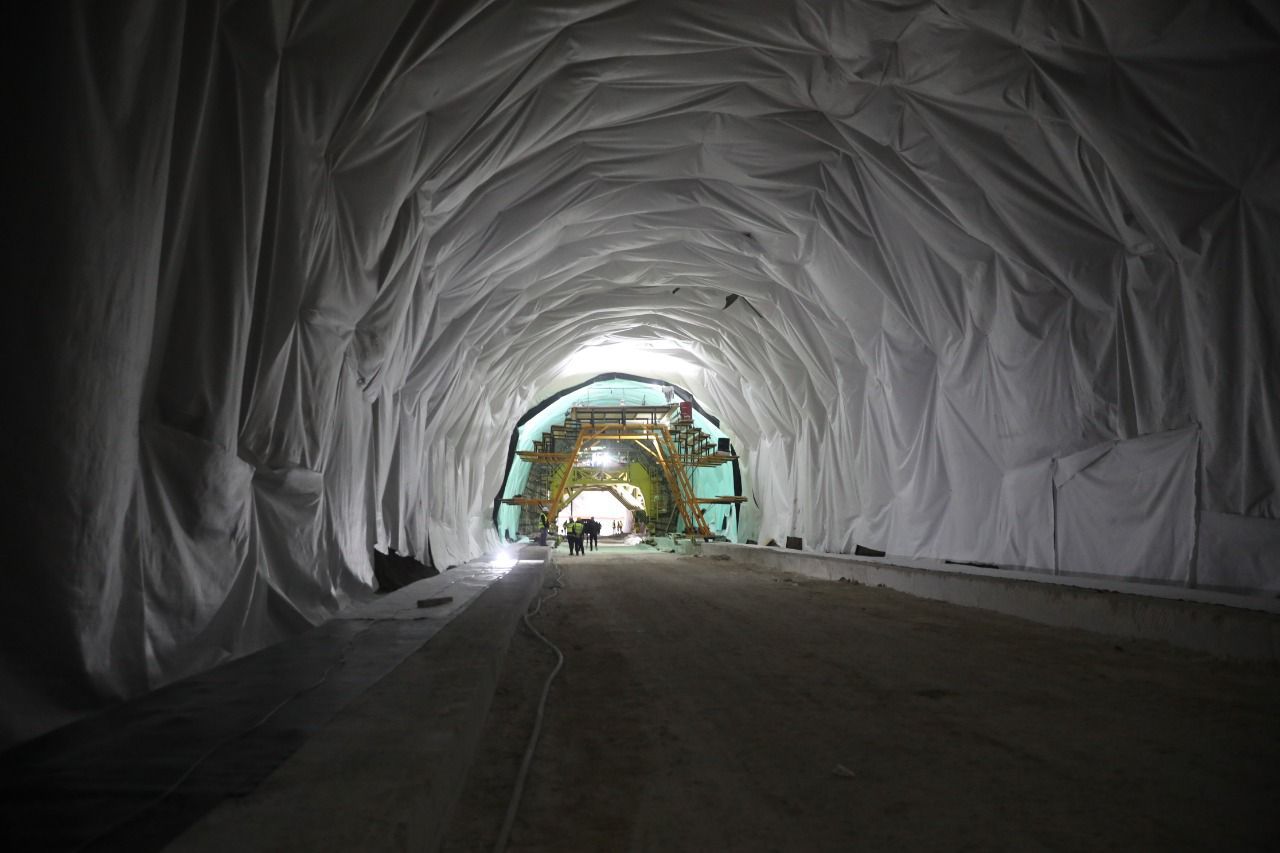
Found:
<box><xmin>5</xmin><ymin>0</ymin><xmax>1278</xmax><ymax>745</ymax></box>
<box><xmin>1054</xmin><ymin>427</ymin><xmax>1199</xmax><ymax>584</ymax></box>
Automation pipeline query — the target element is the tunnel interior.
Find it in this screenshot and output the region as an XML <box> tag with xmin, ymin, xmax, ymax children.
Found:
<box><xmin>5</xmin><ymin>0</ymin><xmax>1279</xmax><ymax>749</ymax></box>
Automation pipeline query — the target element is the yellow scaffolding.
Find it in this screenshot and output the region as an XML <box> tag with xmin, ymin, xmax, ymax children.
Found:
<box><xmin>545</xmin><ymin>423</ymin><xmax>713</xmax><ymax>538</ymax></box>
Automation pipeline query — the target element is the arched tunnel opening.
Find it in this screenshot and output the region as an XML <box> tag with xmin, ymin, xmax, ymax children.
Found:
<box><xmin>2</xmin><ymin>2</ymin><xmax>1278</xmax><ymax>850</ymax></box>
<box><xmin>493</xmin><ymin>373</ymin><xmax>745</xmax><ymax>546</ymax></box>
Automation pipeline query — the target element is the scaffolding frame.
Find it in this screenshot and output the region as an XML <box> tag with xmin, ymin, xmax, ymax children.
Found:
<box><xmin>545</xmin><ymin>423</ymin><xmax>713</xmax><ymax>538</ymax></box>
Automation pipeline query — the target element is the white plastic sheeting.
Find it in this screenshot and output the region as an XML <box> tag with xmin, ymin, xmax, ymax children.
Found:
<box><xmin>1053</xmin><ymin>427</ymin><xmax>1198</xmax><ymax>584</ymax></box>
<box><xmin>4</xmin><ymin>0</ymin><xmax>1278</xmax><ymax>746</ymax></box>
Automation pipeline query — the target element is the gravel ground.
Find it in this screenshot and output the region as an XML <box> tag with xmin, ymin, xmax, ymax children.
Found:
<box><xmin>442</xmin><ymin>550</ymin><xmax>1280</xmax><ymax>852</ymax></box>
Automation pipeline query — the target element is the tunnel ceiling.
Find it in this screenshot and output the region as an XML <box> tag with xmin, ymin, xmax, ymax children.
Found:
<box><xmin>6</xmin><ymin>1</ymin><xmax>1279</xmax><ymax>745</ymax></box>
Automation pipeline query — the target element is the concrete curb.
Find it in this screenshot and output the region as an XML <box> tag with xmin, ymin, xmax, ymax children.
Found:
<box><xmin>704</xmin><ymin>543</ymin><xmax>1280</xmax><ymax>663</ymax></box>
<box><xmin>166</xmin><ymin>550</ymin><xmax>549</xmax><ymax>853</ymax></box>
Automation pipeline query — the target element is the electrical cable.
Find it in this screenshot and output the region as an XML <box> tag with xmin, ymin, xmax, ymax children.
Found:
<box><xmin>492</xmin><ymin>555</ymin><xmax>565</xmax><ymax>853</ymax></box>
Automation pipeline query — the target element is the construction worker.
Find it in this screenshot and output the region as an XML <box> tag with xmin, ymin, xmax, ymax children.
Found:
<box><xmin>586</xmin><ymin>516</ymin><xmax>600</xmax><ymax>551</ymax></box>
<box><xmin>571</xmin><ymin>518</ymin><xmax>586</xmax><ymax>555</ymax></box>
<box><xmin>563</xmin><ymin>517</ymin><xmax>576</xmax><ymax>554</ymax></box>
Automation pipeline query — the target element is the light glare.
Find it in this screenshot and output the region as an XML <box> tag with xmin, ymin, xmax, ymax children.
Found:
<box><xmin>559</xmin><ymin>341</ymin><xmax>696</xmax><ymax>378</ymax></box>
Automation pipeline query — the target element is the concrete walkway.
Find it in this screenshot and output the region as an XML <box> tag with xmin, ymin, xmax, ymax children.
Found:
<box><xmin>0</xmin><ymin>550</ymin><xmax>546</xmax><ymax>852</ymax></box>
<box><xmin>706</xmin><ymin>542</ymin><xmax>1280</xmax><ymax>661</ymax></box>
<box><xmin>444</xmin><ymin>551</ymin><xmax>1280</xmax><ymax>852</ymax></box>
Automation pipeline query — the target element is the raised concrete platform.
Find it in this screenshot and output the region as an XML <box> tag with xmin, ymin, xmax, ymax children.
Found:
<box><xmin>703</xmin><ymin>543</ymin><xmax>1280</xmax><ymax>663</ymax></box>
<box><xmin>168</xmin><ymin>550</ymin><xmax>548</xmax><ymax>852</ymax></box>
<box><xmin>0</xmin><ymin>547</ymin><xmax>549</xmax><ymax>852</ymax></box>
<box><xmin>652</xmin><ymin>535</ymin><xmax>697</xmax><ymax>555</ymax></box>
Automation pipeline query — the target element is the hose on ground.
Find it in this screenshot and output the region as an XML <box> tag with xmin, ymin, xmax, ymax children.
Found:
<box><xmin>492</xmin><ymin>556</ymin><xmax>565</xmax><ymax>853</ymax></box>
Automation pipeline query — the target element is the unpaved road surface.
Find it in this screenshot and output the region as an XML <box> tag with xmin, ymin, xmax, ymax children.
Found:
<box><xmin>443</xmin><ymin>551</ymin><xmax>1280</xmax><ymax>852</ymax></box>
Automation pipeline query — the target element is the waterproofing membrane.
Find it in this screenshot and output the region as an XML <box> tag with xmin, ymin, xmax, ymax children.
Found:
<box><xmin>4</xmin><ymin>0</ymin><xmax>1279</xmax><ymax>746</ymax></box>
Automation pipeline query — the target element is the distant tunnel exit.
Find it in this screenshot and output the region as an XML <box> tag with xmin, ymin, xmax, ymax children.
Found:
<box><xmin>555</xmin><ymin>485</ymin><xmax>644</xmax><ymax>534</ymax></box>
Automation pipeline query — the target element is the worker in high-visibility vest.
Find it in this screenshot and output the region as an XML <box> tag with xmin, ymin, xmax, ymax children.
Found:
<box><xmin>563</xmin><ymin>517</ymin><xmax>577</xmax><ymax>554</ymax></box>
<box><xmin>570</xmin><ymin>518</ymin><xmax>586</xmax><ymax>556</ymax></box>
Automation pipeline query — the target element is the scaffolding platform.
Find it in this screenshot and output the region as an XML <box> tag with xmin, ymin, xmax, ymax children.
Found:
<box><xmin>512</xmin><ymin>405</ymin><xmax>743</xmax><ymax>538</ymax></box>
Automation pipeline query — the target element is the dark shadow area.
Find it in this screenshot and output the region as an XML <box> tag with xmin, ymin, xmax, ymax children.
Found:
<box><xmin>373</xmin><ymin>547</ymin><xmax>438</xmax><ymax>592</ymax></box>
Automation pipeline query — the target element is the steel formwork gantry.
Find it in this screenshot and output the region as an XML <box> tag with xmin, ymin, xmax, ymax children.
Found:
<box><xmin>505</xmin><ymin>403</ymin><xmax>743</xmax><ymax>537</ymax></box>
<box><xmin>543</xmin><ymin>422</ymin><xmax>713</xmax><ymax>538</ymax></box>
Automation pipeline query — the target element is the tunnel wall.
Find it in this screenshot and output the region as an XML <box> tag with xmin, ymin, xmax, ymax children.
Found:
<box><xmin>5</xmin><ymin>0</ymin><xmax>1279</xmax><ymax>747</ymax></box>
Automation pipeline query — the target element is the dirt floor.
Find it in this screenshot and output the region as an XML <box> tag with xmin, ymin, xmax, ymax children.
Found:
<box><xmin>441</xmin><ymin>547</ymin><xmax>1280</xmax><ymax>852</ymax></box>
